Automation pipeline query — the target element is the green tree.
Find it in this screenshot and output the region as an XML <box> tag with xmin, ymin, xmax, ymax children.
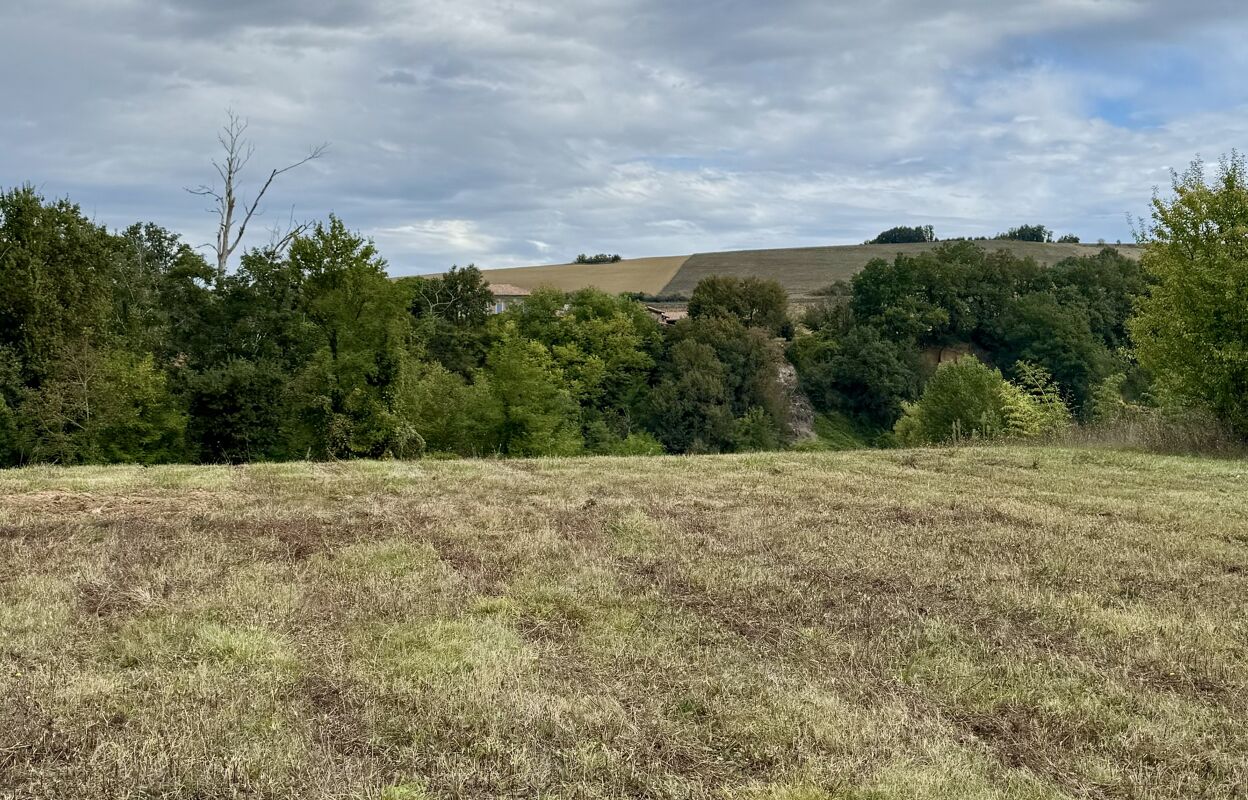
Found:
<box><xmin>996</xmin><ymin>224</ymin><xmax>1052</xmax><ymax>242</ymax></box>
<box><xmin>402</xmin><ymin>265</ymin><xmax>495</xmax><ymax>376</ymax></box>
<box><xmin>505</xmin><ymin>287</ymin><xmax>661</xmax><ymax>449</ymax></box>
<box><xmin>285</xmin><ymin>217</ymin><xmax>420</xmax><ymax>459</ymax></box>
<box><xmin>1131</xmin><ymin>153</ymin><xmax>1248</xmax><ymax>435</ymax></box>
<box><xmin>688</xmin><ymin>276</ymin><xmax>790</xmax><ymax>336</ymax></box>
<box><xmin>646</xmin><ymin>339</ymin><xmax>736</xmax><ymax>453</ymax></box>
<box><xmin>18</xmin><ymin>346</ymin><xmax>186</xmax><ymax>464</ymax></box>
<box><xmin>870</xmin><ymin>225</ymin><xmax>935</xmax><ymax>245</ymax></box>
<box><xmin>0</xmin><ymin>186</ymin><xmax>123</xmax><ymax>384</ymax></box>
<box><xmin>788</xmin><ymin>325</ymin><xmax>920</xmax><ymax>428</ymax></box>
<box><xmin>1045</xmin><ymin>248</ymin><xmax>1148</xmax><ymax>351</ymax></box>
<box><xmin>992</xmin><ymin>291</ymin><xmax>1113</xmax><ymax>412</ymax></box>
<box><xmin>473</xmin><ymin>327</ymin><xmax>582</xmax><ymax>456</ymax></box>
<box><xmin>649</xmin><ymin>317</ymin><xmax>787</xmax><ymax>452</ymax></box>
<box><xmin>185</xmin><ymin>359</ymin><xmax>290</xmax><ymax>462</ymax></box>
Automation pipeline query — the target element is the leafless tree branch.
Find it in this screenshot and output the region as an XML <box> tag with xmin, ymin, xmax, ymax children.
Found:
<box><xmin>184</xmin><ymin>110</ymin><xmax>328</xmax><ymax>284</ymax></box>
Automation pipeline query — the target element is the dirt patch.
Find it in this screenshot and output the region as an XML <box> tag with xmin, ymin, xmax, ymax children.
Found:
<box><xmin>951</xmin><ymin>704</ymin><xmax>1116</xmax><ymax>799</ymax></box>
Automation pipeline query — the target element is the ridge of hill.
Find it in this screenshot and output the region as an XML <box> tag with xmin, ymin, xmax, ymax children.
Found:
<box><xmin>478</xmin><ymin>240</ymin><xmax>1144</xmax><ymax>299</ymax></box>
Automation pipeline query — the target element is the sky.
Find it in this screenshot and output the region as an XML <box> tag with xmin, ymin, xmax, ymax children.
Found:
<box><xmin>3</xmin><ymin>0</ymin><xmax>1247</xmax><ymax>275</ymax></box>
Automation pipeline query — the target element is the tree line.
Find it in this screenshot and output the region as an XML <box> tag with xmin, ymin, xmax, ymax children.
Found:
<box><xmin>868</xmin><ymin>223</ymin><xmax>1081</xmax><ymax>245</ymax></box>
<box><xmin>2</xmin><ymin>153</ymin><xmax>1244</xmax><ymax>464</ymax></box>
<box><xmin>0</xmin><ymin>189</ymin><xmax>801</xmax><ymax>464</ymax></box>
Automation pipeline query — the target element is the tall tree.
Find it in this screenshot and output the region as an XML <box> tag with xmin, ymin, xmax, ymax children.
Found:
<box><xmin>1131</xmin><ymin>153</ymin><xmax>1248</xmax><ymax>434</ymax></box>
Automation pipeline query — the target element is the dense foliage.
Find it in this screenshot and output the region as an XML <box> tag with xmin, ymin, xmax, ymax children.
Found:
<box><xmin>574</xmin><ymin>253</ymin><xmax>622</xmax><ymax>264</ymax></box>
<box><xmin>789</xmin><ymin>240</ymin><xmax>1148</xmax><ymax>440</ymax></box>
<box><xmin>1131</xmin><ymin>154</ymin><xmax>1248</xmax><ymax>436</ymax></box>
<box><xmin>0</xmin><ymin>188</ymin><xmax>789</xmax><ymax>464</ymax></box>
<box><xmin>869</xmin><ymin>225</ymin><xmax>936</xmax><ymax>245</ymax></box>
<box><xmin>4</xmin><ymin>150</ymin><xmax>1245</xmax><ymax>464</ymax></box>
<box><xmin>995</xmin><ymin>224</ymin><xmax>1053</xmax><ymax>242</ymax></box>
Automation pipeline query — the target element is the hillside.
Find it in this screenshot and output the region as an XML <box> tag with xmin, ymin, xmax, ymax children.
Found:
<box><xmin>478</xmin><ymin>255</ymin><xmax>690</xmax><ymax>295</ymax></box>
<box><xmin>665</xmin><ymin>240</ymin><xmax>1145</xmax><ymax>299</ymax></box>
<box><xmin>479</xmin><ymin>241</ymin><xmax>1144</xmax><ymax>299</ymax></box>
<box><xmin>2</xmin><ymin>447</ymin><xmax>1244</xmax><ymax>798</ymax></box>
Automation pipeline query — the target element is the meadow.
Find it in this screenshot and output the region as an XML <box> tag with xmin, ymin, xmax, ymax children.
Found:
<box><xmin>1</xmin><ymin>446</ymin><xmax>1244</xmax><ymax>798</ymax></box>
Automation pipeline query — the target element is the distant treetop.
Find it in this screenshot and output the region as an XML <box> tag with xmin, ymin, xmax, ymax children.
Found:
<box><xmin>995</xmin><ymin>224</ymin><xmax>1052</xmax><ymax>243</ymax></box>
<box><xmin>575</xmin><ymin>253</ymin><xmax>622</xmax><ymax>264</ymax></box>
<box><xmin>869</xmin><ymin>225</ymin><xmax>936</xmax><ymax>245</ymax></box>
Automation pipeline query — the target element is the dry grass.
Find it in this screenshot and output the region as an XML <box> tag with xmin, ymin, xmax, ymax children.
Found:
<box><xmin>0</xmin><ymin>447</ymin><xmax>1244</xmax><ymax>799</ymax></box>
<box><xmin>662</xmin><ymin>242</ymin><xmax>1145</xmax><ymax>299</ymax></box>
<box><xmin>478</xmin><ymin>256</ymin><xmax>690</xmax><ymax>295</ymax></box>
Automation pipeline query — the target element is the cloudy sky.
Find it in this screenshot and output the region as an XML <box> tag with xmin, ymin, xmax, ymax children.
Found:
<box><xmin>3</xmin><ymin>1</ymin><xmax>1247</xmax><ymax>274</ymax></box>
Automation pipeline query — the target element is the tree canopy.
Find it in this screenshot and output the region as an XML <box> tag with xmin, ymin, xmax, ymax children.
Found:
<box><xmin>1131</xmin><ymin>153</ymin><xmax>1248</xmax><ymax>435</ymax></box>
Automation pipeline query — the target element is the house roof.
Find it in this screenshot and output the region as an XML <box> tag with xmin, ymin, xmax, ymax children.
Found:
<box><xmin>645</xmin><ymin>305</ymin><xmax>689</xmax><ymax>324</ymax></box>
<box><xmin>489</xmin><ymin>283</ymin><xmax>532</xmax><ymax>297</ymax></box>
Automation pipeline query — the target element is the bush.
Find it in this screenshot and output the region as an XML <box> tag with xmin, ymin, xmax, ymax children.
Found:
<box><xmin>1000</xmin><ymin>362</ymin><xmax>1072</xmax><ymax>439</ymax></box>
<box><xmin>1059</xmin><ymin>405</ymin><xmax>1245</xmax><ymax>457</ymax></box>
<box><xmin>733</xmin><ymin>406</ymin><xmax>782</xmax><ymax>452</ymax></box>
<box><xmin>601</xmin><ymin>431</ymin><xmax>666</xmax><ymax>456</ymax></box>
<box><xmin>575</xmin><ymin>253</ymin><xmax>622</xmax><ymax>264</ymax></box>
<box><xmin>894</xmin><ymin>357</ymin><xmax>1006</xmax><ymax>444</ymax></box>
<box><xmin>895</xmin><ymin>356</ymin><xmax>1074</xmax><ymax>445</ymax></box>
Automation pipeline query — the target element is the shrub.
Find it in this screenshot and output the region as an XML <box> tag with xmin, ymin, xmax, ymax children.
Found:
<box><xmin>574</xmin><ymin>253</ymin><xmax>622</xmax><ymax>264</ymax></box>
<box><xmin>894</xmin><ymin>356</ymin><xmax>1006</xmax><ymax>444</ymax></box>
<box><xmin>602</xmin><ymin>431</ymin><xmax>666</xmax><ymax>456</ymax></box>
<box><xmin>1009</xmin><ymin>361</ymin><xmax>1073</xmax><ymax>437</ymax></box>
<box><xmin>894</xmin><ymin>356</ymin><xmax>1070</xmax><ymax>445</ymax></box>
<box><xmin>733</xmin><ymin>406</ymin><xmax>782</xmax><ymax>451</ymax></box>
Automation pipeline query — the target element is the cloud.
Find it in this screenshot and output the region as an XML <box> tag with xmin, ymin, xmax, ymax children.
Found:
<box><xmin>2</xmin><ymin>0</ymin><xmax>1246</xmax><ymax>273</ymax></box>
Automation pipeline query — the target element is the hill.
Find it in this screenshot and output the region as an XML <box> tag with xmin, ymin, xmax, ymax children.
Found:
<box><xmin>479</xmin><ymin>241</ymin><xmax>1144</xmax><ymax>299</ymax></box>
<box><xmin>478</xmin><ymin>254</ymin><xmax>690</xmax><ymax>295</ymax></box>
<box><xmin>2</xmin><ymin>447</ymin><xmax>1243</xmax><ymax>797</ymax></box>
<box><xmin>665</xmin><ymin>240</ymin><xmax>1145</xmax><ymax>299</ymax></box>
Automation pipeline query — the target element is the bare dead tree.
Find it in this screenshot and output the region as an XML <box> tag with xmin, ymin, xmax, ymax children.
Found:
<box><xmin>187</xmin><ymin>111</ymin><xmax>328</xmax><ymax>283</ymax></box>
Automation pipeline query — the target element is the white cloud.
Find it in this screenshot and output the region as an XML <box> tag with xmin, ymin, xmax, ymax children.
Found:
<box><xmin>2</xmin><ymin>0</ymin><xmax>1246</xmax><ymax>272</ymax></box>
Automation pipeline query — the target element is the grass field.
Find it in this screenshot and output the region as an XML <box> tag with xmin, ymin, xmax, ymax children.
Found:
<box><xmin>478</xmin><ymin>255</ymin><xmax>690</xmax><ymax>295</ymax></box>
<box><xmin>1</xmin><ymin>447</ymin><xmax>1244</xmax><ymax>799</ymax></box>
<box><xmin>662</xmin><ymin>242</ymin><xmax>1146</xmax><ymax>299</ymax></box>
